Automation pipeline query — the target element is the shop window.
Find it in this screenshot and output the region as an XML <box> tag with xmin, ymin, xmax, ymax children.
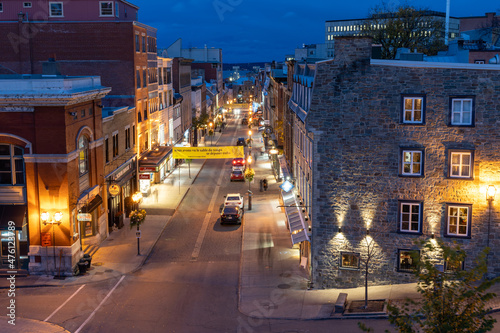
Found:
<box><xmin>340</xmin><ymin>252</ymin><xmax>360</xmax><ymax>269</ymax></box>
<box><xmin>398</xmin><ymin>249</ymin><xmax>419</xmax><ymax>272</ymax></box>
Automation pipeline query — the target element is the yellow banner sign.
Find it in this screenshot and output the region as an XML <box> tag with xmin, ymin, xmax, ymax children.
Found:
<box><xmin>172</xmin><ymin>146</ymin><xmax>244</xmax><ymax>159</ymax></box>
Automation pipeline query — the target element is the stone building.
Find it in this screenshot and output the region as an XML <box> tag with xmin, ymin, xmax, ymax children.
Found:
<box><xmin>305</xmin><ymin>37</ymin><xmax>500</xmax><ymax>288</ymax></box>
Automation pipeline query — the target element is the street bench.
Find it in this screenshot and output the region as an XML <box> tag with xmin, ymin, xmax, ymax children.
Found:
<box><xmin>335</xmin><ymin>293</ymin><xmax>348</xmax><ymax>313</ymax></box>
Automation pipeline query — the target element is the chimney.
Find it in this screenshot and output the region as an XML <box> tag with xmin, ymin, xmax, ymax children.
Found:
<box><xmin>42</xmin><ymin>57</ymin><xmax>62</xmax><ymax>76</ymax></box>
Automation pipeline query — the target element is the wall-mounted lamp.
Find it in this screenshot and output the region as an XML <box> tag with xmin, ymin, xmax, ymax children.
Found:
<box><xmin>41</xmin><ymin>211</ymin><xmax>63</xmax><ymax>225</ymax></box>
<box><xmin>338</xmin><ymin>226</ymin><xmax>342</xmax><ymax>233</ymax></box>
<box><xmin>487</xmin><ymin>185</ymin><xmax>496</xmax><ymax>202</ymax></box>
<box><xmin>366</xmin><ymin>229</ymin><xmax>370</xmax><ymax>235</ymax></box>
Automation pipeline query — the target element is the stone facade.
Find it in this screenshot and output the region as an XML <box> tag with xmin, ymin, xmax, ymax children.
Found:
<box><xmin>308</xmin><ymin>37</ymin><xmax>500</xmax><ymax>288</ymax></box>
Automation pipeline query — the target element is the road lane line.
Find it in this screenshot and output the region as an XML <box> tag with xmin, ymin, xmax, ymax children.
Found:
<box><xmin>74</xmin><ymin>275</ymin><xmax>125</xmax><ymax>333</ymax></box>
<box><xmin>191</xmin><ymin>162</ymin><xmax>226</xmax><ymax>261</ymax></box>
<box><xmin>44</xmin><ymin>284</ymin><xmax>86</xmax><ymax>322</ymax></box>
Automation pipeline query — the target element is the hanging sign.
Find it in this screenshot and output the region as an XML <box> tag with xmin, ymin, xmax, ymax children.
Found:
<box><xmin>108</xmin><ymin>184</ymin><xmax>120</xmax><ymax>197</ymax></box>
<box><xmin>172</xmin><ymin>146</ymin><xmax>244</xmax><ymax>159</ymax></box>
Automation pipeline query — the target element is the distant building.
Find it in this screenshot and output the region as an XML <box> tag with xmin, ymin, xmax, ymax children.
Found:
<box><xmin>325</xmin><ymin>11</ymin><xmax>461</xmax><ymax>57</ymax></box>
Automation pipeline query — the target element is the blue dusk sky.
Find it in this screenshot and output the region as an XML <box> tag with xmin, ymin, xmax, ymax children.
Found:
<box><xmin>131</xmin><ymin>0</ymin><xmax>498</xmax><ymax>63</ymax></box>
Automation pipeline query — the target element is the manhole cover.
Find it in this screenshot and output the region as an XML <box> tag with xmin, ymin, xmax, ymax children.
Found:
<box><xmin>278</xmin><ymin>284</ymin><xmax>291</xmax><ymax>289</ymax></box>
<box><xmin>93</xmin><ymin>262</ymin><xmax>104</xmax><ymax>266</ymax></box>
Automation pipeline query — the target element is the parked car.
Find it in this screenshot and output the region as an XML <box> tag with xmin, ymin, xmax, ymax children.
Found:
<box><xmin>236</xmin><ymin>137</ymin><xmax>246</xmax><ymax>146</ymax></box>
<box><xmin>230</xmin><ymin>169</ymin><xmax>244</xmax><ymax>182</ymax></box>
<box><xmin>220</xmin><ymin>205</ymin><xmax>243</xmax><ymax>224</ymax></box>
<box><xmin>232</xmin><ymin>157</ymin><xmax>245</xmax><ymax>166</ymax></box>
<box><xmin>224</xmin><ymin>193</ymin><xmax>244</xmax><ymax>209</ymax></box>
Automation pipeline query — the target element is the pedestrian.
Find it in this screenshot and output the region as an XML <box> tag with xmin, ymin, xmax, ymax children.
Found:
<box><xmin>263</xmin><ymin>179</ymin><xmax>268</xmax><ymax>191</ymax></box>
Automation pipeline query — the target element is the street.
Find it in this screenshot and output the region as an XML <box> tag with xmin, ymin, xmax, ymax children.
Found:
<box><xmin>3</xmin><ymin>113</ymin><xmax>396</xmax><ymax>332</ymax></box>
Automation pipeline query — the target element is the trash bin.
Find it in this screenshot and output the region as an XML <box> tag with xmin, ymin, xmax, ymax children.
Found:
<box><xmin>78</xmin><ymin>259</ymin><xmax>88</xmax><ymax>275</ymax></box>
<box><xmin>83</xmin><ymin>253</ymin><xmax>92</xmax><ymax>267</ymax></box>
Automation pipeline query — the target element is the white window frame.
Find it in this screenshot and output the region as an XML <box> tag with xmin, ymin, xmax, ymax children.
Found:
<box><xmin>403</xmin><ymin>96</ymin><xmax>423</xmax><ymax>124</ymax></box>
<box><xmin>399</xmin><ymin>202</ymin><xmax>422</xmax><ymax>233</ymax></box>
<box><xmin>451</xmin><ymin>98</ymin><xmax>473</xmax><ymax>125</ymax></box>
<box><xmin>99</xmin><ymin>1</ymin><xmax>114</xmax><ymax>17</ymax></box>
<box><xmin>449</xmin><ymin>151</ymin><xmax>472</xmax><ymax>178</ymax></box>
<box><xmin>446</xmin><ymin>205</ymin><xmax>470</xmax><ymax>237</ymax></box>
<box><xmin>402</xmin><ymin>150</ymin><xmax>422</xmax><ymax>176</ymax></box>
<box><xmin>23</xmin><ymin>2</ymin><xmax>32</xmax><ymax>8</ymax></box>
<box><xmin>115</xmin><ymin>1</ymin><xmax>119</xmax><ymax>17</ymax></box>
<box><xmin>49</xmin><ymin>2</ymin><xmax>63</xmax><ymax>17</ymax></box>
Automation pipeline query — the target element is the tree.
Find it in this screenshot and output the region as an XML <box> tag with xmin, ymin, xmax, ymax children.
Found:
<box><xmin>387</xmin><ymin>240</ymin><xmax>500</xmax><ymax>333</ymax></box>
<box><xmin>191</xmin><ymin>113</ymin><xmax>209</xmax><ymax>146</ymax></box>
<box><xmin>365</xmin><ymin>2</ymin><xmax>446</xmax><ymax>59</ymax></box>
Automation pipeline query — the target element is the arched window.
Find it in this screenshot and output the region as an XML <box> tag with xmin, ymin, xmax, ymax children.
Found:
<box><xmin>0</xmin><ymin>144</ymin><xmax>25</xmax><ymax>185</ymax></box>
<box><xmin>78</xmin><ymin>136</ymin><xmax>89</xmax><ymax>176</ymax></box>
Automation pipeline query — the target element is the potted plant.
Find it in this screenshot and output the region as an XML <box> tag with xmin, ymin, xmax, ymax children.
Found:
<box><xmin>129</xmin><ymin>209</ymin><xmax>147</xmax><ymax>229</ymax></box>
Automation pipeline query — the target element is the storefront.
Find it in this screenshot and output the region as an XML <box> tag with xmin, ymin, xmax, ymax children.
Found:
<box><xmin>0</xmin><ymin>205</ymin><xmax>28</xmax><ymax>270</ymax></box>
<box><xmin>105</xmin><ymin>157</ymin><xmax>137</xmax><ymax>229</ymax></box>
<box><xmin>138</xmin><ymin>146</ymin><xmax>172</xmax><ymax>195</ymax></box>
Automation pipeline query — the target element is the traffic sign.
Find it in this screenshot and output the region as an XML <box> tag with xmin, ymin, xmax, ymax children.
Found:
<box><xmin>136</xmin><ymin>231</ymin><xmax>141</xmax><ymax>238</ymax></box>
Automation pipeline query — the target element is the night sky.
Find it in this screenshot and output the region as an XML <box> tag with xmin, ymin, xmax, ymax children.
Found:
<box><xmin>131</xmin><ymin>0</ymin><xmax>498</xmax><ymax>63</ymax></box>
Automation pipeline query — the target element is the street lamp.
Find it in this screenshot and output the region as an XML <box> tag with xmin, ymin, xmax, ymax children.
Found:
<box><xmin>209</xmin><ymin>122</ymin><xmax>214</xmax><ymax>146</ymax></box>
<box><xmin>41</xmin><ymin>211</ymin><xmax>63</xmax><ymax>276</ymax></box>
<box><xmin>269</xmin><ymin>147</ymin><xmax>280</xmax><ymax>181</ymax></box>
<box><xmin>132</xmin><ymin>191</ymin><xmax>143</xmax><ymax>255</ymax></box>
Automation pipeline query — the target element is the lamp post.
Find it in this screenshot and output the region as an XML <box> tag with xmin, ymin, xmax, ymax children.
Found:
<box><xmin>41</xmin><ymin>211</ymin><xmax>63</xmax><ymax>276</ymax></box>
<box><xmin>248</xmin><ymin>130</ymin><xmax>252</xmax><ymax>148</ymax></box>
<box><xmin>209</xmin><ymin>122</ymin><xmax>213</xmax><ymax>146</ymax></box>
<box><xmin>132</xmin><ymin>192</ymin><xmax>143</xmax><ymax>255</ymax></box>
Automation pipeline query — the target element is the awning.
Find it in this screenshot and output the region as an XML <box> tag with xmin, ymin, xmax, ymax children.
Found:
<box><xmin>139</xmin><ymin>146</ymin><xmax>172</xmax><ymax>171</ymax></box>
<box><xmin>81</xmin><ymin>195</ymin><xmax>103</xmax><ymax>213</ymax></box>
<box><xmin>0</xmin><ymin>205</ymin><xmax>26</xmax><ymax>230</ymax></box>
<box><xmin>280</xmin><ymin>192</ymin><xmax>310</xmax><ymax>245</ymax></box>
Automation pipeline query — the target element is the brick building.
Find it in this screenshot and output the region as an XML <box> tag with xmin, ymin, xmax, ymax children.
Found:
<box><xmin>0</xmin><ymin>74</ymin><xmax>110</xmax><ymax>275</ymax></box>
<box><xmin>301</xmin><ymin>37</ymin><xmax>500</xmax><ymax>288</ymax></box>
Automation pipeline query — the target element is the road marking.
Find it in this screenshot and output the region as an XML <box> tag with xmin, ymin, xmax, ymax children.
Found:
<box><xmin>191</xmin><ymin>162</ymin><xmax>226</xmax><ymax>261</ymax></box>
<box><xmin>44</xmin><ymin>284</ymin><xmax>86</xmax><ymax>322</ymax></box>
<box><xmin>74</xmin><ymin>275</ymin><xmax>125</xmax><ymax>333</ymax></box>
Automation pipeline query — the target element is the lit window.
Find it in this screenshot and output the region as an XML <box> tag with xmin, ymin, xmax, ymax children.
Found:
<box><xmin>449</xmin><ymin>151</ymin><xmax>473</xmax><ymax>178</ymax></box>
<box><xmin>398</xmin><ymin>249</ymin><xmax>419</xmax><ymax>272</ymax></box>
<box><xmin>402</xmin><ymin>96</ymin><xmax>424</xmax><ymax>124</ymax></box>
<box><xmin>49</xmin><ymin>2</ymin><xmax>63</xmax><ymax>17</ymax></box>
<box><xmin>0</xmin><ymin>144</ymin><xmax>25</xmax><ymax>185</ymax></box>
<box><xmin>445</xmin><ymin>257</ymin><xmax>464</xmax><ymax>272</ymax></box>
<box><xmin>445</xmin><ymin>204</ymin><xmax>471</xmax><ymax>237</ymax></box>
<box><xmin>78</xmin><ymin>136</ymin><xmax>89</xmax><ymax>176</ymax></box>
<box><xmin>450</xmin><ymin>97</ymin><xmax>474</xmax><ymax>126</ymax></box>
<box><xmin>401</xmin><ymin>149</ymin><xmax>423</xmax><ymax>176</ymax></box>
<box><xmin>340</xmin><ymin>252</ymin><xmax>360</xmax><ymax>269</ymax></box>
<box><xmin>399</xmin><ymin>201</ymin><xmax>422</xmax><ymax>233</ymax></box>
<box><xmin>100</xmin><ymin>1</ymin><xmax>113</xmax><ymax>16</ymax></box>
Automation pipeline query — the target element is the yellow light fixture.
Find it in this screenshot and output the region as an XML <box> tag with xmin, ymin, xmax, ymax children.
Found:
<box><xmin>41</xmin><ymin>211</ymin><xmax>63</xmax><ymax>224</ymax></box>
<box><xmin>487</xmin><ymin>185</ymin><xmax>497</xmax><ymax>201</ymax></box>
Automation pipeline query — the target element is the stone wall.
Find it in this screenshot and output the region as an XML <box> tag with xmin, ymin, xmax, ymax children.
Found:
<box><xmin>308</xmin><ymin>37</ymin><xmax>500</xmax><ymax>288</ymax></box>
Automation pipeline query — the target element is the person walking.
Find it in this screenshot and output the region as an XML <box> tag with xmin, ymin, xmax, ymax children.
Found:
<box><xmin>263</xmin><ymin>179</ymin><xmax>268</xmax><ymax>191</ymax></box>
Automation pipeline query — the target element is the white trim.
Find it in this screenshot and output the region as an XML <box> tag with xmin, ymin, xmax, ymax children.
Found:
<box><xmin>0</xmin><ymin>133</ymin><xmax>32</xmax><ymax>154</ymax></box>
<box><xmin>99</xmin><ymin>1</ymin><xmax>114</xmax><ymax>17</ymax></box>
<box><xmin>24</xmin><ymin>151</ymin><xmax>79</xmax><ymax>163</ymax></box>
<box><xmin>371</xmin><ymin>59</ymin><xmax>500</xmax><ymax>71</ymax></box>
<box><xmin>49</xmin><ymin>2</ymin><xmax>64</xmax><ymax>17</ymax></box>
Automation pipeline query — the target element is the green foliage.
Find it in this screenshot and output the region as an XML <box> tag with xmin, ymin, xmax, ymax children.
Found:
<box><xmin>387</xmin><ymin>240</ymin><xmax>499</xmax><ymax>332</ymax></box>
<box><xmin>129</xmin><ymin>209</ymin><xmax>147</xmax><ymax>229</ymax></box>
<box><xmin>192</xmin><ymin>113</ymin><xmax>209</xmax><ymax>129</ymax></box>
<box><xmin>366</xmin><ymin>2</ymin><xmax>447</xmax><ymax>59</ymax></box>
<box><xmin>244</xmin><ymin>168</ymin><xmax>254</xmax><ymax>182</ymax></box>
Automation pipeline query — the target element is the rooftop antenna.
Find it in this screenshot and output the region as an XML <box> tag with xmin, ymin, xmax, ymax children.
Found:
<box><xmin>445</xmin><ymin>0</ymin><xmax>450</xmax><ymax>45</ymax></box>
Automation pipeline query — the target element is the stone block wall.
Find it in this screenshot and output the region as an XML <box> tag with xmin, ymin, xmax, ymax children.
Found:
<box><xmin>308</xmin><ymin>37</ymin><xmax>500</xmax><ymax>288</ymax></box>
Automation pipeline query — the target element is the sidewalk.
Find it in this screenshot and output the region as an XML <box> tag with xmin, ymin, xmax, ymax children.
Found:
<box><xmin>3</xmin><ymin>127</ymin><xmax>500</xmax><ymax>332</ymax></box>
